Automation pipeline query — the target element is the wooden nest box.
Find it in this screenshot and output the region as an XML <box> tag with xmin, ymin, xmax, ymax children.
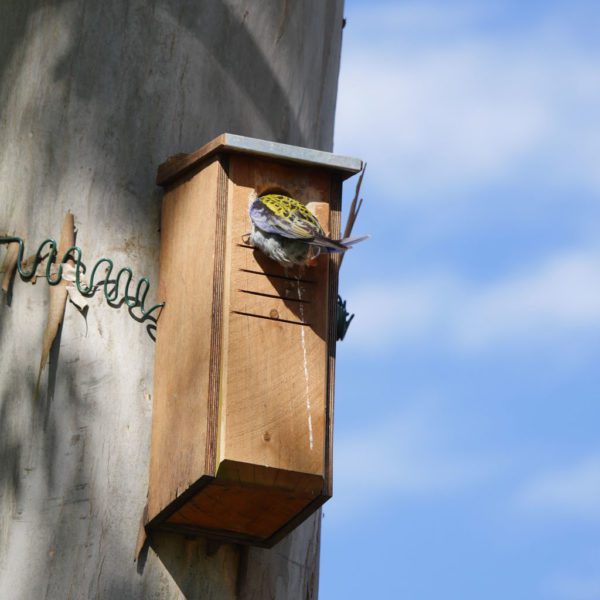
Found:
<box><xmin>146</xmin><ymin>133</ymin><xmax>362</xmax><ymax>546</ymax></box>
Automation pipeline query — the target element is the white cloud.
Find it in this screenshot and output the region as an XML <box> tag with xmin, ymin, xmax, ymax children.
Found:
<box><xmin>343</xmin><ymin>275</ymin><xmax>460</xmax><ymax>347</ymax></box>
<box><xmin>459</xmin><ymin>251</ymin><xmax>600</xmax><ymax>348</ymax></box>
<box><xmin>328</xmin><ymin>401</ymin><xmax>489</xmax><ymax>521</ymax></box>
<box><xmin>335</xmin><ymin>2</ymin><xmax>600</xmax><ymax>200</ymax></box>
<box><xmin>515</xmin><ymin>455</ymin><xmax>600</xmax><ymax>520</ymax></box>
<box><xmin>345</xmin><ymin>249</ymin><xmax>600</xmax><ymax>352</ymax></box>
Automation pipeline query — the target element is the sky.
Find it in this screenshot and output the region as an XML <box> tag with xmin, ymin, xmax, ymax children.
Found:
<box><xmin>320</xmin><ymin>1</ymin><xmax>600</xmax><ymax>598</ymax></box>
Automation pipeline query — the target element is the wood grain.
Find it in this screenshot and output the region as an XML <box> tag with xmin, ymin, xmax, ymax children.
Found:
<box><xmin>147</xmin><ymin>160</ymin><xmax>219</xmax><ymax>520</ymax></box>
<box><xmin>166</xmin><ymin>461</ymin><xmax>323</xmax><ymax>541</ymax></box>
<box><xmin>148</xmin><ymin>152</ymin><xmax>338</xmax><ymax>546</ymax></box>
<box><xmin>325</xmin><ymin>176</ymin><xmax>342</xmax><ymax>495</ymax></box>
<box><xmin>205</xmin><ymin>157</ymin><xmax>229</xmax><ymax>476</ymax></box>
<box><xmin>157</xmin><ymin>135</ymin><xmax>228</xmax><ymax>187</ymax></box>
<box><xmin>220</xmin><ymin>155</ymin><xmax>330</xmax><ymax>477</ymax></box>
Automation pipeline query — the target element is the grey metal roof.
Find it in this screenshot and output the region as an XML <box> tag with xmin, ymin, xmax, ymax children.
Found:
<box><xmin>157</xmin><ymin>133</ymin><xmax>363</xmax><ymax>186</ymax></box>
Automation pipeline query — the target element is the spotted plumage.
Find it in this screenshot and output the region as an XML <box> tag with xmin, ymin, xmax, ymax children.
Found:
<box><xmin>248</xmin><ymin>193</ymin><xmax>367</xmax><ymax>267</ymax></box>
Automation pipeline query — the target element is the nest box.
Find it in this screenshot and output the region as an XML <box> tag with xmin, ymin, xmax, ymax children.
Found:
<box><xmin>146</xmin><ymin>133</ymin><xmax>362</xmax><ymax>546</ymax></box>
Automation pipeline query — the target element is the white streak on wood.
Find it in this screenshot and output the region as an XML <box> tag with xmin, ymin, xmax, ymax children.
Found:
<box><xmin>296</xmin><ymin>278</ymin><xmax>313</xmax><ymax>450</ymax></box>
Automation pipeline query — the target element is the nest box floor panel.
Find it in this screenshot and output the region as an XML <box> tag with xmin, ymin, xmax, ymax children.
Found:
<box><xmin>163</xmin><ymin>461</ymin><xmax>324</xmax><ymax>544</ymax></box>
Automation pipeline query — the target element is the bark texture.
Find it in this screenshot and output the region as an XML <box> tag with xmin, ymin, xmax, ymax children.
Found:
<box><xmin>0</xmin><ymin>1</ymin><xmax>344</xmax><ymax>597</ymax></box>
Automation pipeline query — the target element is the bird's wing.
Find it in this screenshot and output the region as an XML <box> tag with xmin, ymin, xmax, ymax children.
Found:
<box><xmin>286</xmin><ymin>208</ymin><xmax>323</xmax><ymax>239</ymax></box>
<box><xmin>249</xmin><ymin>199</ymin><xmax>285</xmax><ymax>235</ymax></box>
<box><xmin>250</xmin><ymin>195</ymin><xmax>324</xmax><ymax>240</ymax></box>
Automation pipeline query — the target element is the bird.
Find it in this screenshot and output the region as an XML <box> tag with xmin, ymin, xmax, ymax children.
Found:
<box><xmin>248</xmin><ymin>193</ymin><xmax>367</xmax><ymax>267</ymax></box>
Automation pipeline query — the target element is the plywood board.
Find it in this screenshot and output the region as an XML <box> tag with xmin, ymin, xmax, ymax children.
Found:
<box><xmin>148</xmin><ymin>160</ymin><xmax>221</xmax><ymax>520</ymax></box>
<box><xmin>219</xmin><ymin>156</ymin><xmax>332</xmax><ymax>477</ymax></box>
<box><xmin>165</xmin><ymin>462</ymin><xmax>323</xmax><ymax>542</ymax></box>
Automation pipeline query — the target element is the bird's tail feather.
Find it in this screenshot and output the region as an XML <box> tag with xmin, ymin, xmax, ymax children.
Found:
<box><xmin>309</xmin><ymin>234</ymin><xmax>370</xmax><ymax>253</ymax></box>
<box><xmin>340</xmin><ymin>234</ymin><xmax>370</xmax><ymax>247</ymax></box>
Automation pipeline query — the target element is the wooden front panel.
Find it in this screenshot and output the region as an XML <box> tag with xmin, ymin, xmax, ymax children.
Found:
<box><xmin>219</xmin><ymin>156</ymin><xmax>333</xmax><ymax>476</ymax></box>
<box><xmin>148</xmin><ymin>160</ymin><xmax>222</xmax><ymax>520</ymax></box>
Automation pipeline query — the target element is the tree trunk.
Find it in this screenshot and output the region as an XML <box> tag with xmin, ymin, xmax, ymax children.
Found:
<box><xmin>0</xmin><ymin>1</ymin><xmax>344</xmax><ymax>597</ymax></box>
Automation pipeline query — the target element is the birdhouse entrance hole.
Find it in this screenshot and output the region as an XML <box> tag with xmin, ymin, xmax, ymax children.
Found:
<box><xmin>256</xmin><ymin>186</ymin><xmax>291</xmax><ymax>197</ymax></box>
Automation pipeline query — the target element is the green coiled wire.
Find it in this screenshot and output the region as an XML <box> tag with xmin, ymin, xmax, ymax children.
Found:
<box><xmin>0</xmin><ymin>236</ymin><xmax>164</xmax><ymax>320</ymax></box>
<box><xmin>1</xmin><ymin>236</ymin><xmax>359</xmax><ymax>340</ymax></box>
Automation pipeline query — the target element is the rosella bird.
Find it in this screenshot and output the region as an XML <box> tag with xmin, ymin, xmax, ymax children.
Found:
<box><xmin>248</xmin><ymin>193</ymin><xmax>367</xmax><ymax>267</ymax></box>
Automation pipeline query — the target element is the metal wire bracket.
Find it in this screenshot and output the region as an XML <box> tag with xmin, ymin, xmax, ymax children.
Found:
<box><xmin>336</xmin><ymin>295</ymin><xmax>354</xmax><ymax>342</ymax></box>
<box><xmin>0</xmin><ymin>236</ymin><xmax>164</xmax><ymax>321</ymax></box>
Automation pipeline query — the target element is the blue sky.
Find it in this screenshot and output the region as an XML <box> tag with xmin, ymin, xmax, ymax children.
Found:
<box><xmin>320</xmin><ymin>2</ymin><xmax>600</xmax><ymax>598</ymax></box>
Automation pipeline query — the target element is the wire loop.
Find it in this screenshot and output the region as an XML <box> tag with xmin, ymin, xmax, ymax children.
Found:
<box><xmin>0</xmin><ymin>236</ymin><xmax>164</xmax><ymax>319</ymax></box>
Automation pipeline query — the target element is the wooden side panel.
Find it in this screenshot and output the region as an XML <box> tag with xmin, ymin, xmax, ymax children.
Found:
<box><xmin>148</xmin><ymin>160</ymin><xmax>221</xmax><ymax>521</ymax></box>
<box><xmin>325</xmin><ymin>176</ymin><xmax>342</xmax><ymax>495</ymax></box>
<box><xmin>219</xmin><ymin>156</ymin><xmax>331</xmax><ymax>476</ymax></box>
